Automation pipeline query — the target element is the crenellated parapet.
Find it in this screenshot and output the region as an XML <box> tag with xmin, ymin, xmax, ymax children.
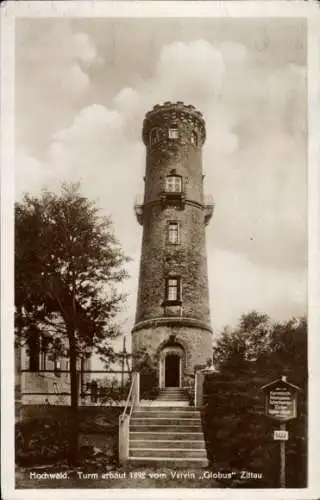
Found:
<box><xmin>142</xmin><ymin>101</ymin><xmax>206</xmax><ymax>150</ymax></box>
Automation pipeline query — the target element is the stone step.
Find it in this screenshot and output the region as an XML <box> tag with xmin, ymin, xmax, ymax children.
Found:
<box><xmin>129</xmin><ymin>448</ymin><xmax>207</xmax><ymax>459</ymax></box>
<box><xmin>128</xmin><ymin>398</ymin><xmax>207</xmax><ymax>467</ymax></box>
<box><xmin>159</xmin><ymin>389</ymin><xmax>187</xmax><ymax>393</ymax></box>
<box><xmin>129</xmin><ymin>439</ymin><xmax>205</xmax><ymax>449</ymax></box>
<box><xmin>132</xmin><ymin>410</ymin><xmax>200</xmax><ymax>418</ymax></box>
<box><xmin>131</xmin><ymin>424</ymin><xmax>203</xmax><ymax>432</ymax></box>
<box><xmin>157</xmin><ymin>393</ymin><xmax>188</xmax><ymax>397</ymax></box>
<box><xmin>157</xmin><ymin>391</ymin><xmax>188</xmax><ymax>395</ymax></box>
<box><xmin>158</xmin><ymin>389</ymin><xmax>188</xmax><ymax>393</ymax></box>
<box><xmin>130</xmin><ymin>431</ymin><xmax>204</xmax><ymax>440</ymax></box>
<box><xmin>127</xmin><ymin>457</ymin><xmax>208</xmax><ymax>468</ymax></box>
<box><xmin>159</xmin><ymin>387</ymin><xmax>188</xmax><ymax>391</ymax></box>
<box><xmin>143</xmin><ymin>401</ymin><xmax>191</xmax><ymax>407</ymax></box>
<box><xmin>159</xmin><ymin>386</ymin><xmax>188</xmax><ymax>389</ymax></box>
<box><xmin>131</xmin><ymin>417</ymin><xmax>201</xmax><ymax>426</ymax></box>
<box><xmin>156</xmin><ymin>395</ymin><xmax>189</xmax><ymax>399</ymax></box>
<box><xmin>136</xmin><ymin>406</ymin><xmax>197</xmax><ymax>412</ymax></box>
<box><xmin>156</xmin><ymin>397</ymin><xmax>189</xmax><ymax>401</ymax></box>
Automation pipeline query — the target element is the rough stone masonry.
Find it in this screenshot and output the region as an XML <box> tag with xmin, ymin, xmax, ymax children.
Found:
<box><xmin>132</xmin><ymin>102</ymin><xmax>214</xmax><ymax>388</ymax></box>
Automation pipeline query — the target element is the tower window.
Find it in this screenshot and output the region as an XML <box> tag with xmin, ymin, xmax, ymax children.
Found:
<box><xmin>150</xmin><ymin>128</ymin><xmax>160</xmax><ymax>146</ymax></box>
<box><xmin>191</xmin><ymin>131</ymin><xmax>198</xmax><ymax>146</ymax></box>
<box><xmin>166</xmin><ymin>277</ymin><xmax>181</xmax><ymax>302</ymax></box>
<box><xmin>168</xmin><ymin>222</ymin><xmax>180</xmax><ymax>244</ymax></box>
<box><xmin>165</xmin><ymin>175</ymin><xmax>182</xmax><ymax>193</ymax></box>
<box><xmin>168</xmin><ymin>126</ymin><xmax>179</xmax><ymax>139</ymax></box>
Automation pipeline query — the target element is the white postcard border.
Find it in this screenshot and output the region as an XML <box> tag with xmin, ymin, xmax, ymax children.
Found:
<box><xmin>1</xmin><ymin>2</ymin><xmax>319</xmax><ymax>499</ymax></box>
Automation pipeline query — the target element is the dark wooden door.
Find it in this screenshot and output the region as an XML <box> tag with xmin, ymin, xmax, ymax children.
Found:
<box><xmin>165</xmin><ymin>354</ymin><xmax>180</xmax><ymax>387</ymax></box>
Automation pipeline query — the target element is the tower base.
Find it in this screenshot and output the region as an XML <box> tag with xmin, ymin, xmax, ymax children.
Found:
<box><xmin>132</xmin><ymin>318</ymin><xmax>212</xmax><ymax>389</ymax></box>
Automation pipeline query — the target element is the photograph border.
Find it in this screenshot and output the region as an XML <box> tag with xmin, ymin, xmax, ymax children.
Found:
<box><xmin>1</xmin><ymin>1</ymin><xmax>320</xmax><ymax>499</ymax></box>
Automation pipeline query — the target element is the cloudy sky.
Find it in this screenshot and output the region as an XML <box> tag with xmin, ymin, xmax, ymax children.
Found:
<box><xmin>15</xmin><ymin>17</ymin><xmax>307</xmax><ymax>351</ymax></box>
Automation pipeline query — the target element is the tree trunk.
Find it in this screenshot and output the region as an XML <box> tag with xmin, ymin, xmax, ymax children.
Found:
<box><xmin>68</xmin><ymin>326</ymin><xmax>79</xmax><ymax>465</ymax></box>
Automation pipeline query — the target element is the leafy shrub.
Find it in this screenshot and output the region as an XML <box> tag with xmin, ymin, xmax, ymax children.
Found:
<box><xmin>16</xmin><ymin>408</ymin><xmax>122</xmax><ymax>467</ymax></box>
<box><xmin>184</xmin><ymin>373</ymin><xmax>195</xmax><ymax>404</ymax></box>
<box><xmin>202</xmin><ymin>313</ymin><xmax>307</xmax><ymax>488</ymax></box>
<box><xmin>97</xmin><ymin>379</ymin><xmax>131</xmax><ymax>405</ymax></box>
<box><xmin>16</xmin><ymin>417</ymin><xmax>70</xmax><ymax>466</ymax></box>
<box><xmin>133</xmin><ymin>348</ymin><xmax>159</xmax><ymax>400</ymax></box>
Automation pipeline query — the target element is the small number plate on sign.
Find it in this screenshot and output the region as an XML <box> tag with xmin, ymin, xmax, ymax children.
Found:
<box><xmin>273</xmin><ymin>430</ymin><xmax>289</xmax><ymax>441</ymax></box>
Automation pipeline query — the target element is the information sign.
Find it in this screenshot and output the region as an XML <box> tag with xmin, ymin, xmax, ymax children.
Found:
<box><xmin>265</xmin><ymin>385</ymin><xmax>297</xmax><ymax>421</ymax></box>
<box><xmin>260</xmin><ymin>376</ymin><xmax>301</xmax><ymax>488</ymax></box>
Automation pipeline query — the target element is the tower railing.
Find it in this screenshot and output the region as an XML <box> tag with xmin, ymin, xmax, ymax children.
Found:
<box><xmin>118</xmin><ymin>371</ymin><xmax>140</xmax><ymax>463</ymax></box>
<box><xmin>135</xmin><ymin>193</ymin><xmax>214</xmax><ymax>207</ymax></box>
<box><xmin>134</xmin><ymin>196</ymin><xmax>144</xmax><ymax>225</ymax></box>
<box><xmin>204</xmin><ymin>194</ymin><xmax>214</xmax><ymax>207</ymax></box>
<box><xmin>203</xmin><ymin>195</ymin><xmax>215</xmax><ymax>225</ymax></box>
<box><xmin>134</xmin><ymin>194</ymin><xmax>144</xmax><ymax>206</ymax></box>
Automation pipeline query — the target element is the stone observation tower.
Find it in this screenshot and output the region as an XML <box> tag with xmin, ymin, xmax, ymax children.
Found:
<box><xmin>132</xmin><ymin>101</ymin><xmax>214</xmax><ymax>390</ymax></box>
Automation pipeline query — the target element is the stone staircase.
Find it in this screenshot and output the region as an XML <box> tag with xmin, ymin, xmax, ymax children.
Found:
<box><xmin>156</xmin><ymin>387</ymin><xmax>190</xmax><ymax>403</ymax></box>
<box><xmin>128</xmin><ymin>388</ymin><xmax>208</xmax><ymax>467</ymax></box>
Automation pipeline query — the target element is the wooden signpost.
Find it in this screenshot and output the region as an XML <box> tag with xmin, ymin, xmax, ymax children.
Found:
<box><xmin>260</xmin><ymin>375</ymin><xmax>301</xmax><ymax>488</ymax></box>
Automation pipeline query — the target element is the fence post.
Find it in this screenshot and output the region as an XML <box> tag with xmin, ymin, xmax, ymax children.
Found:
<box><xmin>118</xmin><ymin>414</ymin><xmax>129</xmax><ymax>464</ymax></box>
<box><xmin>195</xmin><ymin>370</ymin><xmax>204</xmax><ymax>407</ymax></box>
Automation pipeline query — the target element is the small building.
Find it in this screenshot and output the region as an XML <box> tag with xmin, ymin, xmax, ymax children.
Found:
<box><xmin>18</xmin><ymin>328</ymin><xmax>91</xmax><ymax>406</ymax></box>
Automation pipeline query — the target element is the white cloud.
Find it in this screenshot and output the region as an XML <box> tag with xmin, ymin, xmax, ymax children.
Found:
<box><xmin>34</xmin><ymin>63</ymin><xmax>90</xmax><ymax>99</ymax></box>
<box><xmin>52</xmin><ymin>105</ymin><xmax>124</xmax><ymax>145</ymax></box>
<box><xmin>46</xmin><ymin>103</ymin><xmax>144</xmax><ymax>257</ymax></box>
<box><xmin>113</xmin><ymin>87</ymin><xmax>140</xmax><ymax>113</ymax></box>
<box><xmin>15</xmin><ymin>29</ymin><xmax>307</xmax><ymax>331</ymax></box>
<box><xmin>208</xmin><ymin>248</ymin><xmax>306</xmax><ymax>333</ymax></box>
<box><xmin>16</xmin><ymin>21</ymin><xmax>104</xmax><ymax>151</ymax></box>
<box><xmin>155</xmin><ymin>40</ymin><xmax>225</xmax><ymax>101</ymax></box>
<box><xmin>72</xmin><ymin>32</ymin><xmax>103</xmax><ymax>67</ymax></box>
<box><xmin>17</xmin><ymin>23</ymin><xmax>102</xmax><ymax>98</ymax></box>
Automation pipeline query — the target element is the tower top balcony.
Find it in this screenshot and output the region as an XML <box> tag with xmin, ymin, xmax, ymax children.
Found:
<box><xmin>142</xmin><ymin>101</ymin><xmax>206</xmax><ymax>147</ymax></box>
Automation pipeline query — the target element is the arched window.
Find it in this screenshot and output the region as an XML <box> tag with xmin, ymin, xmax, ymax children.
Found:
<box><xmin>167</xmin><ymin>222</ymin><xmax>180</xmax><ymax>244</ymax></box>
<box><xmin>150</xmin><ymin>128</ymin><xmax>160</xmax><ymax>146</ymax></box>
<box><xmin>191</xmin><ymin>130</ymin><xmax>198</xmax><ymax>146</ymax></box>
<box><xmin>165</xmin><ymin>175</ymin><xmax>182</xmax><ymax>193</ymax></box>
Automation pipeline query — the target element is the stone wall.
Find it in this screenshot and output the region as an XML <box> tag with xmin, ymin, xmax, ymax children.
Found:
<box><xmin>132</xmin><ymin>324</ymin><xmax>212</xmax><ymax>381</ymax></box>
<box><xmin>135</xmin><ymin>203</ymin><xmax>211</xmax><ymax>325</ymax></box>
<box><xmin>19</xmin><ymin>342</ymin><xmax>91</xmax><ymax>405</ymax></box>
<box><xmin>21</xmin><ymin>372</ymin><xmax>73</xmax><ymax>405</ymax></box>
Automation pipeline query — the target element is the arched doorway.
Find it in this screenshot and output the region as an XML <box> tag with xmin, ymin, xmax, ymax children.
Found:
<box><xmin>165</xmin><ymin>354</ymin><xmax>180</xmax><ymax>387</ymax></box>
<box><xmin>159</xmin><ymin>345</ymin><xmax>185</xmax><ymax>388</ymax></box>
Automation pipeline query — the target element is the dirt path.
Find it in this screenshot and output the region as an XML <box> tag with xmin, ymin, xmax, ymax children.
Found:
<box><xmin>16</xmin><ymin>466</ymin><xmax>222</xmax><ymax>489</ymax></box>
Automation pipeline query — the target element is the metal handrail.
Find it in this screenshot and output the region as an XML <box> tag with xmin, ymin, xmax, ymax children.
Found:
<box><xmin>134</xmin><ymin>195</ymin><xmax>144</xmax><ymax>206</ymax></box>
<box><xmin>120</xmin><ymin>372</ymin><xmax>136</xmax><ymax>422</ymax></box>
<box><xmin>128</xmin><ymin>385</ymin><xmax>137</xmax><ymax>420</ymax></box>
<box><xmin>204</xmin><ymin>195</ymin><xmax>214</xmax><ymax>207</ymax></box>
